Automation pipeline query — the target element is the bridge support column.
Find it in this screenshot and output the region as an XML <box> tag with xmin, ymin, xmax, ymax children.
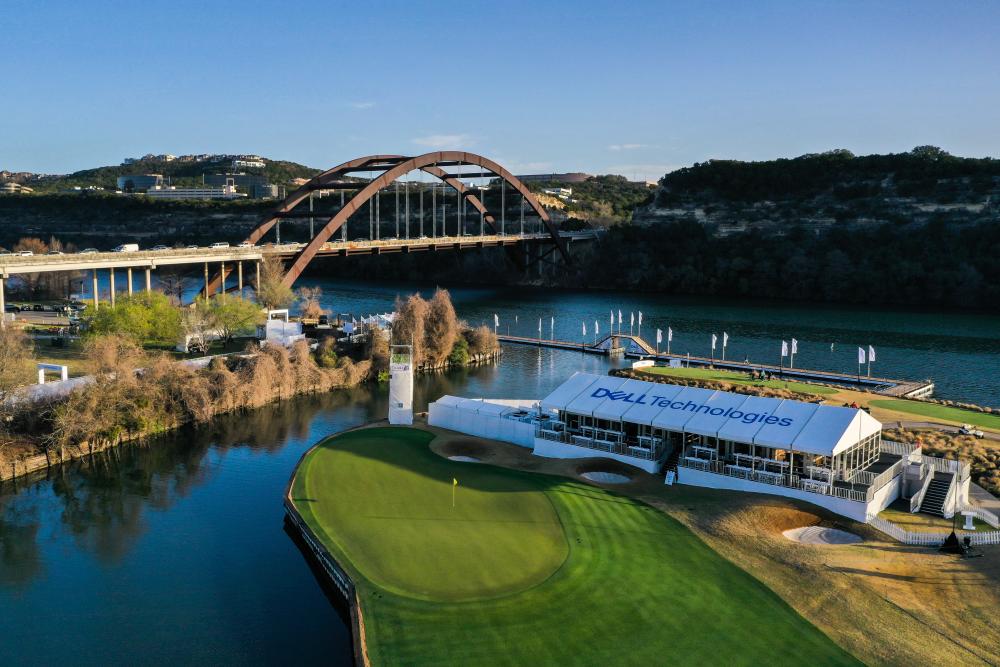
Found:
<box><xmin>0</xmin><ymin>276</ymin><xmax>6</xmax><ymax>329</ymax></box>
<box><xmin>220</xmin><ymin>262</ymin><xmax>225</xmax><ymax>295</ymax></box>
<box><xmin>203</xmin><ymin>262</ymin><xmax>209</xmax><ymax>298</ymax></box>
<box><xmin>127</xmin><ymin>268</ymin><xmax>133</xmax><ymax>295</ymax></box>
<box><xmin>145</xmin><ymin>268</ymin><xmax>151</xmax><ymax>293</ymax></box>
<box><xmin>109</xmin><ymin>269</ymin><xmax>116</xmax><ymax>307</ymax></box>
<box><xmin>256</xmin><ymin>260</ymin><xmax>261</xmax><ymax>294</ymax></box>
<box><xmin>237</xmin><ymin>261</ymin><xmax>243</xmax><ymax>292</ymax></box>
<box><xmin>92</xmin><ymin>270</ymin><xmax>99</xmax><ymax>309</ymax></box>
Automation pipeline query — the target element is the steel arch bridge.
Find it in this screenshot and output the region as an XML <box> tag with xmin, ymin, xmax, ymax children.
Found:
<box><xmin>208</xmin><ymin>151</ymin><xmax>572</xmax><ymax>294</ymax></box>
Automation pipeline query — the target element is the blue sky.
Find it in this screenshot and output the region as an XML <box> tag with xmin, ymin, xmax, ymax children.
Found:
<box><xmin>3</xmin><ymin>1</ymin><xmax>999</xmax><ymax>179</ymax></box>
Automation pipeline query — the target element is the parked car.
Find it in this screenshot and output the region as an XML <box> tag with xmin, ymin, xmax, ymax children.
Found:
<box><xmin>3</xmin><ymin>304</ymin><xmax>18</xmax><ymax>313</ymax></box>
<box><xmin>79</xmin><ymin>248</ymin><xmax>99</xmax><ymax>254</ymax></box>
<box><xmin>46</xmin><ymin>250</ymin><xmax>64</xmax><ymax>255</ymax></box>
<box><xmin>32</xmin><ymin>304</ymin><xmax>45</xmax><ymax>312</ymax></box>
<box><xmin>959</xmin><ymin>424</ymin><xmax>985</xmax><ymax>439</ymax></box>
<box><xmin>237</xmin><ymin>241</ymin><xmax>253</xmax><ymax>248</ymax></box>
<box><xmin>209</xmin><ymin>242</ymin><xmax>230</xmax><ymax>249</ymax></box>
<box><xmin>186</xmin><ymin>245</ymin><xmax>199</xmax><ymax>249</ymax></box>
<box><xmin>151</xmin><ymin>245</ymin><xmax>169</xmax><ymax>251</ymax></box>
<box><xmin>113</xmin><ymin>244</ymin><xmax>139</xmax><ymax>253</ymax></box>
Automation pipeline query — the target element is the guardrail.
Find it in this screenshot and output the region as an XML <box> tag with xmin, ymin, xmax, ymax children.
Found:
<box><xmin>536</xmin><ymin>428</ymin><xmax>662</xmax><ymax>461</ymax></box>
<box><xmin>881</xmin><ymin>439</ymin><xmax>921</xmax><ymax>460</ymax></box>
<box><xmin>911</xmin><ymin>466</ymin><xmax>934</xmax><ymax>513</ymax></box>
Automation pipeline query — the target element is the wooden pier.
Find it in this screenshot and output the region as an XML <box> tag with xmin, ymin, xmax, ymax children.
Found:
<box><xmin>495</xmin><ymin>333</ymin><xmax>934</xmax><ymax>399</ymax></box>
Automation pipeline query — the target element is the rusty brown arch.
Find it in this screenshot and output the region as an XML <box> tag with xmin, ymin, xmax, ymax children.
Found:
<box><xmin>206</xmin><ymin>152</ymin><xmax>563</xmax><ymax>295</ymax></box>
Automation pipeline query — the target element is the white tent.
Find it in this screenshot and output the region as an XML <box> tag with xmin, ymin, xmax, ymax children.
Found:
<box><xmin>791</xmin><ymin>405</ymin><xmax>881</xmax><ymax>457</ymax></box>
<box><xmin>564</xmin><ymin>375</ymin><xmax>630</xmax><ymax>417</ymax></box>
<box><xmin>753</xmin><ymin>400</ymin><xmax>820</xmax><ymax>451</ymax></box>
<box><xmin>650</xmin><ymin>386</ymin><xmax>719</xmax><ymax>432</ymax></box>
<box><xmin>540</xmin><ymin>372</ymin><xmax>602</xmax><ymax>413</ymax></box>
<box><xmin>683</xmin><ymin>391</ymin><xmax>757</xmax><ymax>438</ymax></box>
<box><xmin>715</xmin><ymin>395</ymin><xmax>785</xmax><ymax>443</ymax></box>
<box><xmin>621</xmin><ymin>383</ymin><xmax>685</xmax><ymax>425</ymax></box>
<box><xmin>591</xmin><ymin>378</ymin><xmax>659</xmax><ymax>422</ymax></box>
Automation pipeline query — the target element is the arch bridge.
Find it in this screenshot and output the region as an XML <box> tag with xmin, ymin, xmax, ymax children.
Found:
<box><xmin>209</xmin><ymin>151</ymin><xmax>586</xmax><ymax>294</ymax></box>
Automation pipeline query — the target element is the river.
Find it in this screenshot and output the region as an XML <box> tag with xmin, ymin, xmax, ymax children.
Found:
<box><xmin>2</xmin><ymin>280</ymin><xmax>997</xmax><ymax>665</ymax></box>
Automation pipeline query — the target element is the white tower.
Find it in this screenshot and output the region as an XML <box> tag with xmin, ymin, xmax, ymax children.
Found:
<box><xmin>388</xmin><ymin>344</ymin><xmax>414</xmax><ymax>425</ymax></box>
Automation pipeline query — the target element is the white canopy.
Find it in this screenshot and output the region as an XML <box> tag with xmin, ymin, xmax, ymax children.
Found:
<box><xmin>541</xmin><ymin>372</ymin><xmax>882</xmax><ymax>457</ymax></box>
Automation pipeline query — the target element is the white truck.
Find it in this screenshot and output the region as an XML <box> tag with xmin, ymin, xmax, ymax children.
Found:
<box><xmin>112</xmin><ymin>243</ymin><xmax>139</xmax><ymax>253</ymax></box>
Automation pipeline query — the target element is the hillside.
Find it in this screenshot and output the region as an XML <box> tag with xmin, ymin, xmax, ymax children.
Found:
<box><xmin>634</xmin><ymin>146</ymin><xmax>1000</xmax><ymax>234</ymax></box>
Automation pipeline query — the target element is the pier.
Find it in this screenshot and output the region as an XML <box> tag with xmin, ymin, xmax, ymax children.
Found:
<box><xmin>495</xmin><ymin>333</ymin><xmax>934</xmax><ymax>399</ymax></box>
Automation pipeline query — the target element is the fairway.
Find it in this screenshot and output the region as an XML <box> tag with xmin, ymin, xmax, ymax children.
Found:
<box><xmin>869</xmin><ymin>399</ymin><xmax>1000</xmax><ymax>432</ymax></box>
<box><xmin>291</xmin><ymin>427</ymin><xmax>858</xmax><ymax>665</ymax></box>
<box><xmin>640</xmin><ymin>365</ymin><xmax>838</xmax><ymax>395</ymax></box>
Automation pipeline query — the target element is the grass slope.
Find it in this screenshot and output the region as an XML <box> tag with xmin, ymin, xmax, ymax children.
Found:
<box><xmin>292</xmin><ymin>427</ymin><xmax>858</xmax><ymax>665</ymax></box>
<box><xmin>641</xmin><ymin>365</ymin><xmax>838</xmax><ymax>395</ymax></box>
<box><xmin>869</xmin><ymin>399</ymin><xmax>1000</xmax><ymax>431</ymax></box>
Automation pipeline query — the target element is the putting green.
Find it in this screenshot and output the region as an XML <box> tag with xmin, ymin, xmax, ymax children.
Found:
<box><xmin>869</xmin><ymin>399</ymin><xmax>1000</xmax><ymax>432</ymax></box>
<box><xmin>293</xmin><ymin>428</ymin><xmax>567</xmax><ymax>601</ymax></box>
<box><xmin>640</xmin><ymin>366</ymin><xmax>838</xmax><ymax>395</ymax></box>
<box><xmin>291</xmin><ymin>427</ymin><xmax>858</xmax><ymax>665</ymax></box>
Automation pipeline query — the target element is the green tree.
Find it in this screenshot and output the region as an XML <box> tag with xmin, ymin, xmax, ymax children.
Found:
<box><xmin>83</xmin><ymin>291</ymin><xmax>182</xmax><ymax>346</ymax></box>
<box><xmin>203</xmin><ymin>294</ymin><xmax>264</xmax><ymax>344</ymax></box>
<box><xmin>447</xmin><ymin>336</ymin><xmax>469</xmax><ymax>366</ymax></box>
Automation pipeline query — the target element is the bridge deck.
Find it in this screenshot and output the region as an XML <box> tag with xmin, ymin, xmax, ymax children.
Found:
<box><xmin>495</xmin><ymin>333</ymin><xmax>934</xmax><ymax>398</ymax></box>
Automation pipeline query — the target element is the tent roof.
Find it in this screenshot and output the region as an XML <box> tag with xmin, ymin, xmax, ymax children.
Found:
<box><xmin>791</xmin><ymin>405</ymin><xmax>881</xmax><ymax>457</ymax></box>
<box><xmin>565</xmin><ymin>375</ymin><xmax>630</xmax><ymax>417</ymax></box>
<box><xmin>592</xmin><ymin>378</ymin><xmax>662</xmax><ymax>421</ymax></box>
<box><xmin>622</xmin><ymin>383</ymin><xmax>685</xmax><ymax>425</ymax></box>
<box><xmin>540</xmin><ymin>372</ymin><xmax>601</xmax><ymax>413</ymax></box>
<box><xmin>433</xmin><ymin>395</ymin><xmax>465</xmax><ymax>408</ymax></box>
<box><xmin>650</xmin><ymin>386</ymin><xmax>719</xmax><ymax>431</ymax></box>
<box><xmin>715</xmin><ymin>395</ymin><xmax>784</xmax><ymax>443</ymax></box>
<box><xmin>752</xmin><ymin>400</ymin><xmax>820</xmax><ymax>450</ymax></box>
<box><xmin>683</xmin><ymin>391</ymin><xmax>757</xmax><ymax>437</ymax></box>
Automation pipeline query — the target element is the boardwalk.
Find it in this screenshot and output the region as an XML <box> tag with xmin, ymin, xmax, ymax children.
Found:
<box><xmin>495</xmin><ymin>333</ymin><xmax>934</xmax><ymax>398</ymax></box>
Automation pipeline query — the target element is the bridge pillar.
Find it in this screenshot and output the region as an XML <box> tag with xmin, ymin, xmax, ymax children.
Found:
<box><xmin>92</xmin><ymin>269</ymin><xmax>99</xmax><ymax>309</ymax></box>
<box><xmin>220</xmin><ymin>262</ymin><xmax>226</xmax><ymax>295</ymax></box>
<box><xmin>127</xmin><ymin>268</ymin><xmax>133</xmax><ymax>295</ymax></box>
<box><xmin>109</xmin><ymin>269</ymin><xmax>116</xmax><ymax>307</ymax></box>
<box><xmin>256</xmin><ymin>260</ymin><xmax>261</xmax><ymax>294</ymax></box>
<box><xmin>237</xmin><ymin>261</ymin><xmax>243</xmax><ymax>292</ymax></box>
<box><xmin>203</xmin><ymin>262</ymin><xmax>209</xmax><ymax>297</ymax></box>
<box><xmin>0</xmin><ymin>276</ymin><xmax>5</xmax><ymax>329</ymax></box>
<box><xmin>145</xmin><ymin>268</ymin><xmax>151</xmax><ymax>293</ymax></box>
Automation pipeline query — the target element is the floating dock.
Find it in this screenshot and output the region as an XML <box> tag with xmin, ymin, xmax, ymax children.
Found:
<box><xmin>495</xmin><ymin>333</ymin><xmax>934</xmax><ymax>399</ymax></box>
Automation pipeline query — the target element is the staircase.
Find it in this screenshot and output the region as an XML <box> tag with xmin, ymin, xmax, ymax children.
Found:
<box><xmin>663</xmin><ymin>445</ymin><xmax>682</xmax><ymax>472</ymax></box>
<box><xmin>919</xmin><ymin>472</ymin><xmax>954</xmax><ymax>517</ymax></box>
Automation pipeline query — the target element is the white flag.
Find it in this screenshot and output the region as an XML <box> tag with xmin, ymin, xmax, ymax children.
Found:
<box><xmin>791</xmin><ymin>338</ymin><xmax>798</xmax><ymax>354</ymax></box>
<box><xmin>868</xmin><ymin>345</ymin><xmax>876</xmax><ymax>362</ymax></box>
<box><xmin>538</xmin><ymin>317</ymin><xmax>542</xmax><ymax>334</ymax></box>
<box><xmin>723</xmin><ymin>332</ymin><xmax>729</xmax><ymax>347</ymax></box>
<box><xmin>630</xmin><ymin>312</ymin><xmax>635</xmax><ymax>327</ymax></box>
<box><xmin>494</xmin><ymin>313</ymin><xmax>499</xmax><ymax>327</ymax></box>
<box><xmin>858</xmin><ymin>346</ymin><xmax>866</xmax><ymax>364</ymax></box>
<box><xmin>638</xmin><ymin>311</ymin><xmax>643</xmax><ymax>326</ymax></box>
<box><xmin>711</xmin><ymin>334</ymin><xmax>717</xmax><ymax>350</ymax></box>
<box><xmin>551</xmin><ymin>316</ymin><xmax>554</xmax><ymax>330</ymax></box>
<box><xmin>656</xmin><ymin>328</ymin><xmax>663</xmax><ymax>344</ymax></box>
<box><xmin>595</xmin><ymin>320</ymin><xmax>599</xmax><ymax>336</ymax></box>
<box><xmin>582</xmin><ymin>322</ymin><xmax>586</xmax><ymax>336</ymax></box>
<box><xmin>667</xmin><ymin>327</ymin><xmax>673</xmax><ymax>342</ymax></box>
<box><xmin>781</xmin><ymin>340</ymin><xmax>788</xmax><ymax>357</ymax></box>
<box><xmin>618</xmin><ymin>309</ymin><xmax>622</xmax><ymax>325</ymax></box>
<box><xmin>610</xmin><ymin>310</ymin><xmax>614</xmax><ymax>328</ymax></box>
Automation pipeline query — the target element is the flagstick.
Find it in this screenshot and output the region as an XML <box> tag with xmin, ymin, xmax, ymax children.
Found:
<box><xmin>452</xmin><ymin>483</ymin><xmax>455</xmax><ymax>508</ymax></box>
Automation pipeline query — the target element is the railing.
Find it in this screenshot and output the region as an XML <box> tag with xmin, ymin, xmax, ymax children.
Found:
<box><xmin>881</xmin><ymin>439</ymin><xmax>921</xmax><ymax>459</ymax></box>
<box><xmin>535</xmin><ymin>428</ymin><xmax>662</xmax><ymax>462</ymax></box>
<box><xmin>867</xmin><ymin>513</ymin><xmax>1000</xmax><ymax>547</ymax></box>
<box><xmin>677</xmin><ymin>458</ymin><xmax>871</xmax><ymax>502</ymax></box>
<box><xmin>924</xmin><ymin>455</ymin><xmax>971</xmax><ymax>481</ymax></box>
<box><xmin>960</xmin><ymin>505</ymin><xmax>1000</xmax><ymax>529</ymax></box>
<box><xmin>866</xmin><ymin>459</ymin><xmax>905</xmax><ymax>497</ymax></box>
<box><xmin>911</xmin><ymin>467</ymin><xmax>934</xmax><ymax>513</ymax></box>
<box><xmin>941</xmin><ymin>476</ymin><xmax>959</xmax><ymax>519</ymax></box>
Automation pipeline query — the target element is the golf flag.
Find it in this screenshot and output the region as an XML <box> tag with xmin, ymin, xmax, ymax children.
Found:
<box><xmin>711</xmin><ymin>333</ymin><xmax>717</xmax><ymax>350</ymax></box>
<box><xmin>858</xmin><ymin>346</ymin><xmax>866</xmax><ymax>364</ymax></box>
<box><xmin>781</xmin><ymin>340</ymin><xmax>788</xmax><ymax>357</ymax></box>
<box><xmin>868</xmin><ymin>345</ymin><xmax>876</xmax><ymax>362</ymax></box>
<box><xmin>452</xmin><ymin>477</ymin><xmax>458</xmax><ymax>507</ymax></box>
<box><xmin>656</xmin><ymin>328</ymin><xmax>663</xmax><ymax>344</ymax></box>
<box><xmin>453</xmin><ymin>477</ymin><xmax>458</xmax><ymax>487</ymax></box>
<box><xmin>791</xmin><ymin>338</ymin><xmax>798</xmax><ymax>355</ymax></box>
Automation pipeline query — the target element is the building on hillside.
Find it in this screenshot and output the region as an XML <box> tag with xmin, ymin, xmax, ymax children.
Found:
<box><xmin>428</xmin><ymin>371</ymin><xmax>971</xmax><ymax>522</ymax></box>
<box><xmin>143</xmin><ymin>183</ymin><xmax>247</xmax><ymax>200</ymax></box>
<box><xmin>542</xmin><ymin>187</ymin><xmax>573</xmax><ymax>199</ymax></box>
<box><xmin>517</xmin><ymin>172</ymin><xmax>592</xmax><ymax>184</ymax></box>
<box><xmin>117</xmin><ymin>174</ymin><xmax>164</xmax><ymax>192</ymax></box>
<box><xmin>233</xmin><ymin>157</ymin><xmax>266</xmax><ymax>170</ymax></box>
<box><xmin>1</xmin><ymin>182</ymin><xmax>34</xmax><ymax>194</ymax></box>
<box><xmin>203</xmin><ymin>172</ymin><xmax>277</xmax><ymax>198</ymax></box>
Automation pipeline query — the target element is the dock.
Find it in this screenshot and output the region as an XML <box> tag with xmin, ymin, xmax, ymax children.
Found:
<box><xmin>495</xmin><ymin>333</ymin><xmax>934</xmax><ymax>399</ymax></box>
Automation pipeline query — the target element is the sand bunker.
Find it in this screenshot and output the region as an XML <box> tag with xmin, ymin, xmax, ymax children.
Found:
<box><xmin>783</xmin><ymin>526</ymin><xmax>862</xmax><ymax>545</ymax></box>
<box><xmin>449</xmin><ymin>456</ymin><xmax>481</xmax><ymax>463</ymax></box>
<box><xmin>581</xmin><ymin>471</ymin><xmax>631</xmax><ymax>484</ymax></box>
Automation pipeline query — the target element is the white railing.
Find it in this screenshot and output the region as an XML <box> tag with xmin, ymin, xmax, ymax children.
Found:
<box><xmin>536</xmin><ymin>428</ymin><xmax>662</xmax><ymax>461</ymax></box>
<box><xmin>866</xmin><ymin>514</ymin><xmax>1000</xmax><ymax>546</ymax></box>
<box><xmin>678</xmin><ymin>458</ymin><xmax>871</xmax><ymax>502</ymax></box>
<box><xmin>924</xmin><ymin>455</ymin><xmax>971</xmax><ymax>481</ymax></box>
<box><xmin>960</xmin><ymin>506</ymin><xmax>1000</xmax><ymax>529</ymax></box>
<box><xmin>881</xmin><ymin>439</ymin><xmax>921</xmax><ymax>459</ymax></box>
<box><xmin>911</xmin><ymin>467</ymin><xmax>934</xmax><ymax>513</ymax></box>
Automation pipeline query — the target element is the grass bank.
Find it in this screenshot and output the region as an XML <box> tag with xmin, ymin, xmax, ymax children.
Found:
<box><xmin>291</xmin><ymin>427</ymin><xmax>857</xmax><ymax>665</ymax></box>
<box><xmin>870</xmin><ymin>399</ymin><xmax>1000</xmax><ymax>431</ymax></box>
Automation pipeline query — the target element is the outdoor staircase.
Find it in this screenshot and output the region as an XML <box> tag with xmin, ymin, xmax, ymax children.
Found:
<box><xmin>919</xmin><ymin>472</ymin><xmax>955</xmax><ymax>517</ymax></box>
<box><xmin>663</xmin><ymin>445</ymin><xmax>682</xmax><ymax>472</ymax></box>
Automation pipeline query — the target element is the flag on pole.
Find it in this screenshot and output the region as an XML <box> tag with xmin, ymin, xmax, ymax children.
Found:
<box><xmin>791</xmin><ymin>338</ymin><xmax>798</xmax><ymax>355</ymax></box>
<box><xmin>452</xmin><ymin>477</ymin><xmax>458</xmax><ymax>507</ymax></box>
<box><xmin>582</xmin><ymin>321</ymin><xmax>587</xmax><ymax>337</ymax></box>
<box><xmin>453</xmin><ymin>477</ymin><xmax>458</xmax><ymax>486</ymax></box>
<box><xmin>711</xmin><ymin>333</ymin><xmax>717</xmax><ymax>350</ymax></box>
<box><xmin>638</xmin><ymin>311</ymin><xmax>643</xmax><ymax>326</ymax></box>
<box><xmin>723</xmin><ymin>332</ymin><xmax>729</xmax><ymax>347</ymax></box>
<box><xmin>595</xmin><ymin>320</ymin><xmax>599</xmax><ymax>336</ymax></box>
<box><xmin>610</xmin><ymin>310</ymin><xmax>614</xmax><ymax>329</ymax></box>
<box><xmin>858</xmin><ymin>346</ymin><xmax>866</xmax><ymax>364</ymax></box>
<box><xmin>618</xmin><ymin>309</ymin><xmax>622</xmax><ymax>325</ymax></box>
<box><xmin>656</xmin><ymin>329</ymin><xmax>663</xmax><ymax>344</ymax></box>
<box><xmin>781</xmin><ymin>340</ymin><xmax>788</xmax><ymax>357</ymax></box>
<box><xmin>667</xmin><ymin>327</ymin><xmax>673</xmax><ymax>341</ymax></box>
<box><xmin>538</xmin><ymin>317</ymin><xmax>542</xmax><ymax>335</ymax></box>
<box><xmin>494</xmin><ymin>313</ymin><xmax>499</xmax><ymax>328</ymax></box>
<box><xmin>630</xmin><ymin>312</ymin><xmax>635</xmax><ymax>328</ymax></box>
<box><xmin>868</xmin><ymin>345</ymin><xmax>876</xmax><ymax>362</ymax></box>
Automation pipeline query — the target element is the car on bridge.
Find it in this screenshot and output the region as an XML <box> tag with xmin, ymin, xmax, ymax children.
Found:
<box><xmin>151</xmin><ymin>245</ymin><xmax>169</xmax><ymax>251</ymax></box>
<box><xmin>237</xmin><ymin>241</ymin><xmax>254</xmax><ymax>248</ymax></box>
<box><xmin>17</xmin><ymin>250</ymin><xmax>34</xmax><ymax>256</ymax></box>
<box><xmin>113</xmin><ymin>244</ymin><xmax>139</xmax><ymax>252</ymax></box>
<box><xmin>79</xmin><ymin>248</ymin><xmax>99</xmax><ymax>254</ymax></box>
<box><xmin>209</xmin><ymin>242</ymin><xmax>230</xmax><ymax>249</ymax></box>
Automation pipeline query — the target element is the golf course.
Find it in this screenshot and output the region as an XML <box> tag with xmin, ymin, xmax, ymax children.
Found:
<box><xmin>290</xmin><ymin>427</ymin><xmax>859</xmax><ymax>665</ymax></box>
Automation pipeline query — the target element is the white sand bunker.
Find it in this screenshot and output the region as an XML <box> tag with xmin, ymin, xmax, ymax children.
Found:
<box><xmin>581</xmin><ymin>471</ymin><xmax>631</xmax><ymax>484</ymax></box>
<box><xmin>783</xmin><ymin>526</ymin><xmax>862</xmax><ymax>545</ymax></box>
<box><xmin>448</xmin><ymin>456</ymin><xmax>481</xmax><ymax>463</ymax></box>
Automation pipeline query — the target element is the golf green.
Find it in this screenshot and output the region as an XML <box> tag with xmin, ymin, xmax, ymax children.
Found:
<box><xmin>291</xmin><ymin>427</ymin><xmax>858</xmax><ymax>665</ymax></box>
<box><xmin>641</xmin><ymin>366</ymin><xmax>838</xmax><ymax>395</ymax></box>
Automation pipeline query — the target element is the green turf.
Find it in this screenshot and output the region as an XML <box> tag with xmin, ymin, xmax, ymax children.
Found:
<box><xmin>292</xmin><ymin>427</ymin><xmax>858</xmax><ymax>665</ymax></box>
<box><xmin>869</xmin><ymin>399</ymin><xmax>1000</xmax><ymax>431</ymax></box>
<box><xmin>641</xmin><ymin>365</ymin><xmax>838</xmax><ymax>395</ymax></box>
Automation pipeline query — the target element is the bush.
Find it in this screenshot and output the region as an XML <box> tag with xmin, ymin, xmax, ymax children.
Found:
<box><xmin>83</xmin><ymin>291</ymin><xmax>182</xmax><ymax>345</ymax></box>
<box><xmin>448</xmin><ymin>337</ymin><xmax>470</xmax><ymax>366</ymax></box>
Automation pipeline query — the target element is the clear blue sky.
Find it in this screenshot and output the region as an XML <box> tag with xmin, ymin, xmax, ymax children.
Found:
<box><xmin>3</xmin><ymin>0</ymin><xmax>998</xmax><ymax>179</ymax></box>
